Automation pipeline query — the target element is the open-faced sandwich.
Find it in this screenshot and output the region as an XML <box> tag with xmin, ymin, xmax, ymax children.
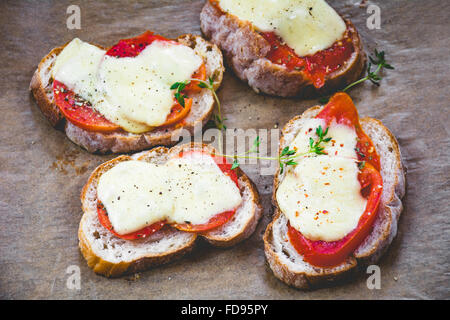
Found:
<box><xmin>30</xmin><ymin>31</ymin><xmax>224</xmax><ymax>153</ymax></box>
<box><xmin>264</xmin><ymin>92</ymin><xmax>405</xmax><ymax>288</ymax></box>
<box><xmin>200</xmin><ymin>0</ymin><xmax>365</xmax><ymax>97</ymax></box>
<box><xmin>79</xmin><ymin>143</ymin><xmax>262</xmax><ymax>277</ymax></box>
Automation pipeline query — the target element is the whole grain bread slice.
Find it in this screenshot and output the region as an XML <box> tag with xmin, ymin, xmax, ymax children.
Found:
<box><xmin>263</xmin><ymin>106</ymin><xmax>406</xmax><ymax>289</ymax></box>
<box><xmin>200</xmin><ymin>0</ymin><xmax>366</xmax><ymax>98</ymax></box>
<box><xmin>79</xmin><ymin>143</ymin><xmax>262</xmax><ymax>277</ymax></box>
<box><xmin>29</xmin><ymin>34</ymin><xmax>225</xmax><ymax>154</ymax></box>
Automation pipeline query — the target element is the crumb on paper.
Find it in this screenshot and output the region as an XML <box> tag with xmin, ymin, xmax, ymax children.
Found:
<box><xmin>125</xmin><ymin>273</ymin><xmax>141</xmax><ymax>282</ymax></box>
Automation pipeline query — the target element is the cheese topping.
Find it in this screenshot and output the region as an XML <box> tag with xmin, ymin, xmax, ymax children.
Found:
<box><xmin>218</xmin><ymin>0</ymin><xmax>346</xmax><ymax>57</ymax></box>
<box><xmin>52</xmin><ymin>38</ymin><xmax>203</xmax><ymax>133</ymax></box>
<box><xmin>52</xmin><ymin>38</ymin><xmax>105</xmax><ymax>101</ymax></box>
<box><xmin>289</xmin><ymin>118</ymin><xmax>360</xmax><ymax>159</ymax></box>
<box><xmin>276</xmin><ymin>118</ymin><xmax>367</xmax><ymax>241</ymax></box>
<box><xmin>97</xmin><ymin>154</ymin><xmax>242</xmax><ymax>235</ymax></box>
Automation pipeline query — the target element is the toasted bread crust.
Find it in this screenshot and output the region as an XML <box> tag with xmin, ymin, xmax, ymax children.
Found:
<box><xmin>78</xmin><ymin>221</ymin><xmax>198</xmax><ymax>277</ymax></box>
<box><xmin>29</xmin><ymin>34</ymin><xmax>224</xmax><ymax>154</ymax></box>
<box><xmin>200</xmin><ymin>0</ymin><xmax>366</xmax><ymax>98</ymax></box>
<box><xmin>264</xmin><ymin>211</ymin><xmax>358</xmax><ymax>289</ymax></box>
<box><xmin>29</xmin><ymin>47</ymin><xmax>65</xmax><ymax>127</ymax></box>
<box><xmin>264</xmin><ymin>107</ymin><xmax>405</xmax><ymax>289</ymax></box>
<box><xmin>79</xmin><ymin>143</ymin><xmax>262</xmax><ymax>277</ymax></box>
<box><xmin>202</xmin><ymin>168</ymin><xmax>263</xmax><ymax>247</ymax></box>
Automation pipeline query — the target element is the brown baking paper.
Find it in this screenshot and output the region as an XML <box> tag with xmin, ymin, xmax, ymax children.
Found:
<box><xmin>0</xmin><ymin>0</ymin><xmax>448</xmax><ymax>299</ymax></box>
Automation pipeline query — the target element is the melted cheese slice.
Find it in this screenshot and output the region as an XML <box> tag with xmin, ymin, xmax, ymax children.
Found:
<box><xmin>97</xmin><ymin>161</ymin><xmax>174</xmax><ymax>235</ymax></box>
<box><xmin>218</xmin><ymin>0</ymin><xmax>346</xmax><ymax>57</ymax></box>
<box><xmin>97</xmin><ymin>154</ymin><xmax>242</xmax><ymax>235</ymax></box>
<box><xmin>52</xmin><ymin>38</ymin><xmax>106</xmax><ymax>101</ymax></box>
<box><xmin>52</xmin><ymin>38</ymin><xmax>203</xmax><ymax>133</ymax></box>
<box><xmin>276</xmin><ymin>118</ymin><xmax>367</xmax><ymax>241</ymax></box>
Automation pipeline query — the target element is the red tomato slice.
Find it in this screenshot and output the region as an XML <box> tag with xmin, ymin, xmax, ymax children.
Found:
<box><xmin>287</xmin><ymin>162</ymin><xmax>383</xmax><ymax>268</ymax></box>
<box><xmin>53</xmin><ymin>31</ymin><xmax>205</xmax><ymax>132</ymax></box>
<box><xmin>286</xmin><ymin>92</ymin><xmax>383</xmax><ymax>267</ymax></box>
<box><xmin>97</xmin><ymin>202</ymin><xmax>165</xmax><ymax>240</ymax></box>
<box><xmin>105</xmin><ymin>30</ymin><xmax>176</xmax><ymax>58</ymax></box>
<box><xmin>260</xmin><ymin>29</ymin><xmax>354</xmax><ymax>89</ymax></box>
<box><xmin>184</xmin><ymin>63</ymin><xmax>207</xmax><ymax>94</ymax></box>
<box><xmin>53</xmin><ymin>80</ymin><xmax>120</xmax><ymax>132</ymax></box>
<box><xmin>171</xmin><ymin>150</ymin><xmax>240</xmax><ymax>233</ymax></box>
<box><xmin>159</xmin><ymin>98</ymin><xmax>193</xmax><ymax>128</ymax></box>
<box><xmin>173</xmin><ymin>210</ymin><xmax>236</xmax><ymax>233</ymax></box>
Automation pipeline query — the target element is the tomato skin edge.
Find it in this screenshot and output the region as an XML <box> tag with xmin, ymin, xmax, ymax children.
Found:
<box><xmin>97</xmin><ymin>201</ymin><xmax>166</xmax><ymax>240</ymax></box>
<box><xmin>53</xmin><ymin>80</ymin><xmax>121</xmax><ymax>133</ymax></box>
<box><xmin>316</xmin><ymin>92</ymin><xmax>381</xmax><ymax>171</ymax></box>
<box><xmin>171</xmin><ymin>150</ymin><xmax>240</xmax><ymax>233</ymax></box>
<box><xmin>172</xmin><ymin>210</ymin><xmax>235</xmax><ymax>233</ymax></box>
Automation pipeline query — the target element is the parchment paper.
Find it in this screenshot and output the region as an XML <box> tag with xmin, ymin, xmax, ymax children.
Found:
<box><xmin>0</xmin><ymin>0</ymin><xmax>448</xmax><ymax>299</ymax></box>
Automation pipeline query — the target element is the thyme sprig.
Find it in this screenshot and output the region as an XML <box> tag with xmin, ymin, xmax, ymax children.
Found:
<box><xmin>195</xmin><ymin>77</ymin><xmax>226</xmax><ymax>131</ymax></box>
<box><xmin>277</xmin><ymin>125</ymin><xmax>331</xmax><ymax>173</ymax></box>
<box><xmin>171</xmin><ymin>76</ymin><xmax>226</xmax><ymax>150</ymax></box>
<box><xmin>171</xmin><ymin>77</ymin><xmax>225</xmax><ymax>130</ymax></box>
<box><xmin>170</xmin><ymin>80</ymin><xmax>332</xmax><ymax>172</ymax></box>
<box><xmin>319</xmin><ymin>49</ymin><xmax>394</xmax><ymax>104</ymax></box>
<box><xmin>343</xmin><ymin>49</ymin><xmax>394</xmax><ymax>91</ymax></box>
<box><xmin>223</xmin><ymin>125</ymin><xmax>332</xmax><ymax>173</ymax></box>
<box><xmin>170</xmin><ymin>81</ymin><xmax>189</xmax><ymax>107</ymax></box>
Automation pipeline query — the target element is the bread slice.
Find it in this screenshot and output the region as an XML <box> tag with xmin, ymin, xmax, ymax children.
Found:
<box><xmin>264</xmin><ymin>106</ymin><xmax>406</xmax><ymax>289</ymax></box>
<box><xmin>29</xmin><ymin>34</ymin><xmax>225</xmax><ymax>154</ymax></box>
<box><xmin>79</xmin><ymin>143</ymin><xmax>263</xmax><ymax>277</ymax></box>
<box><xmin>200</xmin><ymin>1</ymin><xmax>366</xmax><ymax>98</ymax></box>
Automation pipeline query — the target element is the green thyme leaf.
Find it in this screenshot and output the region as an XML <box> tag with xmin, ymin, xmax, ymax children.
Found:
<box><xmin>316</xmin><ymin>125</ymin><xmax>323</xmax><ymax>138</ymax></box>
<box><xmin>285</xmin><ymin>160</ymin><xmax>298</xmax><ymax>166</ymax></box>
<box><xmin>170</xmin><ymin>82</ymin><xmax>181</xmax><ymax>90</ymax></box>
<box><xmin>281</xmin><ymin>146</ymin><xmax>290</xmax><ymax>157</ymax></box>
<box><xmin>286</xmin><ymin>150</ymin><xmax>296</xmax><ymax>156</ymax></box>
<box><xmin>279</xmin><ymin>162</ymin><xmax>284</xmax><ymax>174</ymax></box>
<box><xmin>178</xmin><ymin>82</ymin><xmax>187</xmax><ymax>92</ymax></box>
<box><xmin>253</xmin><ymin>136</ymin><xmax>261</xmax><ymax>148</ymax></box>
<box><xmin>174</xmin><ymin>92</ymin><xmax>185</xmax><ymax>107</ymax></box>
<box><xmin>358</xmin><ymin>161</ymin><xmax>366</xmax><ymax>170</ymax></box>
<box><xmin>231</xmin><ymin>159</ymin><xmax>240</xmax><ymax>170</ymax></box>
